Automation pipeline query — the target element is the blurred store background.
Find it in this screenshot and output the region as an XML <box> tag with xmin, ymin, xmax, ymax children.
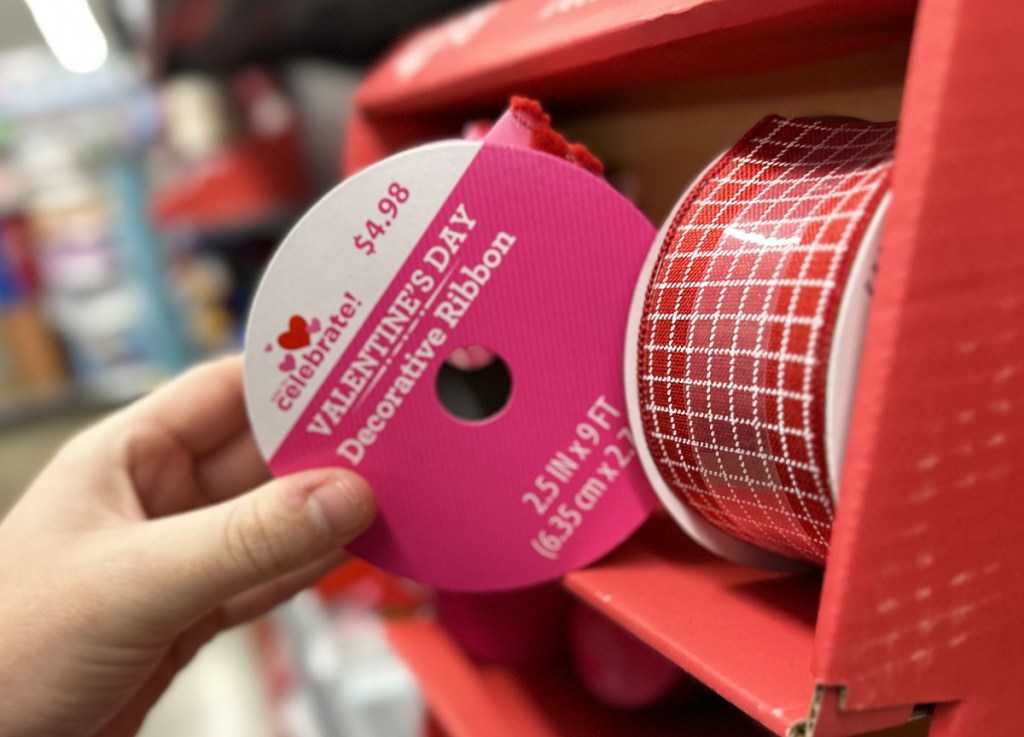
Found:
<box><xmin>0</xmin><ymin>2</ymin><xmax>475</xmax><ymax>736</ymax></box>
<box><xmin>0</xmin><ymin>0</ymin><xmax>479</xmax><ymax>428</ymax></box>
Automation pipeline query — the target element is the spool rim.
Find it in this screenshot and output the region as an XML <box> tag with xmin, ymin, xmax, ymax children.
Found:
<box><xmin>623</xmin><ymin>156</ymin><xmax>812</xmax><ymax>573</ymax></box>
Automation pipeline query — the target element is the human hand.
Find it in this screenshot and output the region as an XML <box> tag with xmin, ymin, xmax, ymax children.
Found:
<box><xmin>0</xmin><ymin>357</ymin><xmax>375</xmax><ymax>737</ymax></box>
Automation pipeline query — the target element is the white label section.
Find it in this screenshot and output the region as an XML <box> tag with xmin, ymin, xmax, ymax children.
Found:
<box><xmin>244</xmin><ymin>141</ymin><xmax>480</xmax><ymax>457</ymax></box>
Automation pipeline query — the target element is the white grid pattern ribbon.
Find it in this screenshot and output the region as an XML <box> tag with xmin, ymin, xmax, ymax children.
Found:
<box><xmin>635</xmin><ymin>116</ymin><xmax>896</xmax><ymax>563</ymax></box>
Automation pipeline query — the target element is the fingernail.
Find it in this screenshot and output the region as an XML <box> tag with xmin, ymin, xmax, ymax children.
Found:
<box><xmin>307</xmin><ymin>476</ymin><xmax>375</xmax><ymax>539</ymax></box>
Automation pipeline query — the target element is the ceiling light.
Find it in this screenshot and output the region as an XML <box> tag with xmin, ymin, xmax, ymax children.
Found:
<box><xmin>24</xmin><ymin>0</ymin><xmax>109</xmax><ymax>74</ymax></box>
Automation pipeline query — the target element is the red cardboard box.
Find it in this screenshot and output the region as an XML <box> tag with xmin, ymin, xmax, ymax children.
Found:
<box><xmin>348</xmin><ymin>1</ymin><xmax>1024</xmax><ymax>735</ymax></box>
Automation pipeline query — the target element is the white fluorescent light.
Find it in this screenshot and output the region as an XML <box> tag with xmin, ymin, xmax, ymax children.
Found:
<box><xmin>25</xmin><ymin>0</ymin><xmax>110</xmax><ymax>74</ymax></box>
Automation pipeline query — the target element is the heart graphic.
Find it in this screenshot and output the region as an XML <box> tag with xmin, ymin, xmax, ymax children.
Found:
<box><xmin>308</xmin><ymin>318</ymin><xmax>322</xmax><ymax>333</ymax></box>
<box><xmin>264</xmin><ymin>343</ymin><xmax>273</xmax><ymax>352</ymax></box>
<box><xmin>278</xmin><ymin>316</ymin><xmax>311</xmax><ymax>350</ymax></box>
<box><xmin>278</xmin><ymin>354</ymin><xmax>296</xmax><ymax>372</ymax></box>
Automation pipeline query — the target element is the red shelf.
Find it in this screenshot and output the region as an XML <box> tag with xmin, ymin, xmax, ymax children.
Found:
<box><xmin>386</xmin><ymin>616</ymin><xmax>769</xmax><ymax>737</ymax></box>
<box><xmin>565</xmin><ymin>516</ymin><xmax>821</xmax><ymax>735</ymax></box>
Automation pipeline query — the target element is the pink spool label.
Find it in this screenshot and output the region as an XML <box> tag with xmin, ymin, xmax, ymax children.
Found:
<box><xmin>244</xmin><ymin>141</ymin><xmax>658</xmax><ymax>590</ymax></box>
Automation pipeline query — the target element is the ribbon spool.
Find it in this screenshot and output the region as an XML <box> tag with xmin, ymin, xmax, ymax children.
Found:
<box><xmin>243</xmin><ymin>134</ymin><xmax>656</xmax><ymax>591</ymax></box>
<box><xmin>626</xmin><ymin>115</ymin><xmax>897</xmax><ymax>567</ymax></box>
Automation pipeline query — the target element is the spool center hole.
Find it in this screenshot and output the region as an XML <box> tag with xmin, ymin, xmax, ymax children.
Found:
<box><xmin>435</xmin><ymin>346</ymin><xmax>512</xmax><ymax>422</ymax></box>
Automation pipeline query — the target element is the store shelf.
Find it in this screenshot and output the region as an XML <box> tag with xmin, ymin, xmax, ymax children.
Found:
<box><xmin>565</xmin><ymin>515</ymin><xmax>820</xmax><ymax>735</ymax></box>
<box><xmin>385</xmin><ymin>616</ymin><xmax>768</xmax><ymax>737</ymax></box>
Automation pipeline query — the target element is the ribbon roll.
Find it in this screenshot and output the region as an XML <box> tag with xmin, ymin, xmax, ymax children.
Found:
<box><xmin>628</xmin><ymin>115</ymin><xmax>896</xmax><ymax>565</ymax></box>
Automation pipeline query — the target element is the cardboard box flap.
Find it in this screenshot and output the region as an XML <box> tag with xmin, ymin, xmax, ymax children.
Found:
<box><xmin>794</xmin><ymin>686</ymin><xmax>916</xmax><ymax>737</ymax></box>
<box><xmin>357</xmin><ymin>0</ymin><xmax>915</xmax><ymax>116</ymax></box>
<box><xmin>815</xmin><ymin>0</ymin><xmax>1024</xmax><ymax>727</ymax></box>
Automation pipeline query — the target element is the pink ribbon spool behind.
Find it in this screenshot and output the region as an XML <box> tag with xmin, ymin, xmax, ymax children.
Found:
<box><xmin>630</xmin><ymin>115</ymin><xmax>896</xmax><ymax>565</ymax></box>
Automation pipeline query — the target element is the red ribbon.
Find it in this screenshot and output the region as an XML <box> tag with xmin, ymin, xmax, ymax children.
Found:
<box><xmin>636</xmin><ymin>115</ymin><xmax>896</xmax><ymax>563</ymax></box>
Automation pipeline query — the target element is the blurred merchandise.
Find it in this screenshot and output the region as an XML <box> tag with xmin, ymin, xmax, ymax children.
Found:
<box><xmin>280</xmin><ymin>60</ymin><xmax>363</xmax><ymax>193</ymax></box>
<box><xmin>269</xmin><ymin>593</ymin><xmax>425</xmax><ymax>737</ymax></box>
<box><xmin>0</xmin><ymin>48</ymin><xmax>147</xmax><ymax>122</ymax></box>
<box><xmin>0</xmin><ymin>181</ymin><xmax>69</xmax><ymax>410</ymax></box>
<box><xmin>315</xmin><ymin>557</ymin><xmax>432</xmax><ymax>616</ymax></box>
<box><xmin>279</xmin><ymin>689</ymin><xmax>328</xmax><ymax>737</ymax></box>
<box><xmin>0</xmin><ymin>293</ymin><xmax>67</xmax><ymax>404</ymax></box>
<box><xmin>253</xmin><ymin>560</ymin><xmax>433</xmax><ymax>737</ymax></box>
<box><xmin>151</xmin><ymin>67</ymin><xmax>315</xmax><ymax>350</ymax></box>
<box><xmin>0</xmin><ymin>156</ymin><xmax>25</xmax><ymax>213</ymax></box>
<box><xmin>0</xmin><ymin>335</ymin><xmax>13</xmax><ymax>404</ymax></box>
<box><xmin>129</xmin><ymin>0</ymin><xmax>483</xmax><ymax>72</ymax></box>
<box><xmin>170</xmin><ymin>251</ymin><xmax>234</xmax><ymax>354</ymax></box>
<box><xmin>0</xmin><ymin>216</ymin><xmax>41</xmax><ymax>295</ymax></box>
<box><xmin>0</xmin><ymin>47</ymin><xmax>192</xmax><ymax>407</ymax></box>
<box><xmin>107</xmin><ymin>155</ymin><xmax>192</xmax><ymax>377</ymax></box>
<box><xmin>435</xmin><ymin>584</ymin><xmax>570</xmax><ymax>667</ymax></box>
<box><xmin>152</xmin><ymin>69</ymin><xmax>310</xmax><ymax>230</ymax></box>
<box><xmin>569</xmin><ymin>602</ymin><xmax>698</xmax><ymax>711</ymax></box>
<box><xmin>160</xmin><ymin>73</ymin><xmax>237</xmax><ymax>162</ymax></box>
<box><xmin>20</xmin><ymin>134</ymin><xmax>118</xmax><ymax>293</ymax></box>
<box><xmin>46</xmin><ymin>285</ymin><xmax>168</xmax><ymax>402</ymax></box>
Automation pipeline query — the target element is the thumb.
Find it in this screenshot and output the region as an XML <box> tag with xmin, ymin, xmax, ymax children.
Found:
<box><xmin>138</xmin><ymin>469</ymin><xmax>375</xmax><ymax>625</ymax></box>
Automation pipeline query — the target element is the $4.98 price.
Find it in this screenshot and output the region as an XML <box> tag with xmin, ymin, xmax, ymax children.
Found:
<box><xmin>353</xmin><ymin>182</ymin><xmax>410</xmax><ymax>255</ymax></box>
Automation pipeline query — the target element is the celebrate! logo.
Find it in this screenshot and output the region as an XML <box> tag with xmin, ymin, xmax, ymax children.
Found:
<box><xmin>270</xmin><ymin>316</ymin><xmax>323</xmax><ymax>371</ymax></box>
<box><xmin>268</xmin><ymin>293</ymin><xmax>362</xmax><ymax>411</ymax></box>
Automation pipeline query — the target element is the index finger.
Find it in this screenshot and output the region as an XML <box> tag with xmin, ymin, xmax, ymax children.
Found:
<box><xmin>127</xmin><ymin>356</ymin><xmax>250</xmax><ymax>456</ymax></box>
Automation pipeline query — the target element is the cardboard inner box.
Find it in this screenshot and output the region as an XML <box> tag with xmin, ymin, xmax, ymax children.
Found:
<box><xmin>552</xmin><ymin>44</ymin><xmax>908</xmax><ymax>224</ymax></box>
